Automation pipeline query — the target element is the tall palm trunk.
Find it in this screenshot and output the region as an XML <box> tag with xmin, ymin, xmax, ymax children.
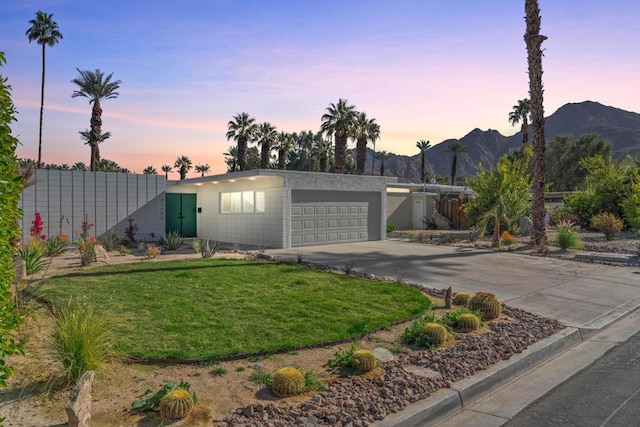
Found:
<box><xmin>278</xmin><ymin>148</ymin><xmax>286</xmax><ymax>170</ymax></box>
<box><xmin>522</xmin><ymin>118</ymin><xmax>529</xmax><ymax>145</ymax></box>
<box><xmin>319</xmin><ymin>154</ymin><xmax>328</xmax><ymax>173</ymax></box>
<box><xmin>237</xmin><ymin>136</ymin><xmax>248</xmax><ymax>171</ymax></box>
<box><xmin>450</xmin><ymin>154</ymin><xmax>458</xmax><ymax>185</ymax></box>
<box><xmin>525</xmin><ymin>0</ymin><xmax>548</xmax><ymax>248</ymax></box>
<box><xmin>380</xmin><ymin>159</ymin><xmax>385</xmax><ymax>176</ymax></box>
<box><xmin>89</xmin><ymin>100</ymin><xmax>103</xmax><ymax>171</ymax></box>
<box><xmin>420</xmin><ymin>152</ymin><xmax>426</xmax><ymax>183</ymax></box>
<box><xmin>356</xmin><ymin>137</ymin><xmax>367</xmax><ymax>175</ymax></box>
<box><xmin>334</xmin><ymin>133</ymin><xmax>347</xmax><ymax>174</ymax></box>
<box><xmin>37</xmin><ymin>44</ymin><xmax>46</xmax><ymax>168</ymax></box>
<box><xmin>260</xmin><ymin>143</ymin><xmax>270</xmax><ymax>169</ymax></box>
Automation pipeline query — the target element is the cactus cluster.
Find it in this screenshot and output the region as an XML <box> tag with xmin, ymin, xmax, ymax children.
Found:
<box><xmin>452</xmin><ymin>292</ymin><xmax>471</xmax><ymax>306</ymax></box>
<box><xmin>424</xmin><ymin>322</ymin><xmax>447</xmax><ymax>346</ymax></box>
<box><xmin>159</xmin><ymin>388</ymin><xmax>194</xmax><ymax>419</ymax></box>
<box><xmin>351</xmin><ymin>350</ymin><xmax>377</xmax><ymax>372</ymax></box>
<box><xmin>468</xmin><ymin>292</ymin><xmax>501</xmax><ymax>320</ymax></box>
<box><xmin>270</xmin><ymin>367</ymin><xmax>306</xmax><ymax>397</ymax></box>
<box><xmin>456</xmin><ymin>313</ymin><xmax>480</xmax><ymax>331</ymax></box>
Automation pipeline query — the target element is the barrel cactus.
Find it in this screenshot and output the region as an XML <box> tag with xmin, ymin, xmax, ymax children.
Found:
<box><xmin>468</xmin><ymin>292</ymin><xmax>502</xmax><ymax>320</ymax></box>
<box><xmin>351</xmin><ymin>350</ymin><xmax>377</xmax><ymax>372</ymax></box>
<box><xmin>270</xmin><ymin>367</ymin><xmax>305</xmax><ymax>397</ymax></box>
<box><xmin>452</xmin><ymin>292</ymin><xmax>471</xmax><ymax>306</ymax></box>
<box><xmin>159</xmin><ymin>388</ymin><xmax>194</xmax><ymax>419</ymax></box>
<box><xmin>424</xmin><ymin>322</ymin><xmax>447</xmax><ymax>346</ymax></box>
<box><xmin>456</xmin><ymin>313</ymin><xmax>480</xmax><ymax>331</ymax></box>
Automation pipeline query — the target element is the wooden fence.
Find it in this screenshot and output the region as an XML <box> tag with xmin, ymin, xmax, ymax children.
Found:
<box><xmin>437</xmin><ymin>198</ymin><xmax>467</xmax><ymax>230</ymax></box>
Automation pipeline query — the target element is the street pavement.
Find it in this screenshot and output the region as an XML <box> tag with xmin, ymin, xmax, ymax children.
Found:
<box><xmin>267</xmin><ymin>240</ymin><xmax>640</xmax><ymax>330</ymax></box>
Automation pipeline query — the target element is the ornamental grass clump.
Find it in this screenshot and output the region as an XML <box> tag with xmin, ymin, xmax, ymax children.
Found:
<box><xmin>555</xmin><ymin>220</ymin><xmax>583</xmax><ymax>250</ymax></box>
<box><xmin>49</xmin><ymin>304</ymin><xmax>116</xmax><ymax>386</ymax></box>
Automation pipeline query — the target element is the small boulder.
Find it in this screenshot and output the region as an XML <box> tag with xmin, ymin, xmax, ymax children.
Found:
<box><xmin>519</xmin><ymin>216</ymin><xmax>533</xmax><ymax>236</ymax></box>
<box><xmin>66</xmin><ymin>370</ymin><xmax>94</xmax><ymax>427</ymax></box>
<box><xmin>433</xmin><ymin>210</ymin><xmax>451</xmax><ymax>230</ymax></box>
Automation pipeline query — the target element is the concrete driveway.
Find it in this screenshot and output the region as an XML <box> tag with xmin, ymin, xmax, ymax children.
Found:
<box><xmin>266</xmin><ymin>240</ymin><xmax>640</xmax><ymax>330</ymax></box>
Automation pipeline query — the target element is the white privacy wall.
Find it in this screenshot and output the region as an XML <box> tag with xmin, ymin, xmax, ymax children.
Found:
<box><xmin>19</xmin><ymin>170</ymin><xmax>166</xmax><ymax>243</ymax></box>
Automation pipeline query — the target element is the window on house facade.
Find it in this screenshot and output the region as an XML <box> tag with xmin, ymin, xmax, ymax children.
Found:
<box><xmin>220</xmin><ymin>191</ymin><xmax>265</xmax><ymax>213</ymax></box>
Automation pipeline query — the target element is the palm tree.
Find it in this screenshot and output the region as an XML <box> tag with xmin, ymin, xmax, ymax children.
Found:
<box><xmin>509</xmin><ymin>99</ymin><xmax>532</xmax><ymax>145</ymax></box>
<box><xmin>79</xmin><ymin>129</ymin><xmax>111</xmax><ymax>167</ymax></box>
<box><xmin>160</xmin><ymin>164</ymin><xmax>172</xmax><ymax>178</ymax></box>
<box><xmin>275</xmin><ymin>132</ymin><xmax>294</xmax><ymax>170</ymax></box>
<box><xmin>446</xmin><ymin>141</ymin><xmax>467</xmax><ymax>185</ymax></box>
<box><xmin>321</xmin><ymin>99</ymin><xmax>357</xmax><ymax>174</ymax></box>
<box><xmin>374</xmin><ymin>150</ymin><xmax>391</xmax><ymax>177</ymax></box>
<box><xmin>226</xmin><ymin>112</ymin><xmax>257</xmax><ymax>171</ymax></box>
<box><xmin>143</xmin><ymin>166</ymin><xmax>157</xmax><ymax>174</ymax></box>
<box><xmin>353</xmin><ymin>112</ymin><xmax>380</xmax><ymax>175</ymax></box>
<box><xmin>96</xmin><ymin>159</ymin><xmax>128</xmax><ymax>173</ymax></box>
<box><xmin>174</xmin><ymin>155</ymin><xmax>192</xmax><ymax>180</ymax></box>
<box><xmin>416</xmin><ymin>139</ymin><xmax>432</xmax><ymax>183</ymax></box>
<box><xmin>313</xmin><ymin>137</ymin><xmax>333</xmax><ymax>173</ymax></box>
<box><xmin>195</xmin><ymin>163</ymin><xmax>210</xmax><ymax>177</ymax></box>
<box><xmin>525</xmin><ymin>0</ymin><xmax>549</xmax><ymax>249</ymax></box>
<box><xmin>26</xmin><ymin>11</ymin><xmax>63</xmax><ymax>169</ymax></box>
<box><xmin>223</xmin><ymin>146</ymin><xmax>238</xmax><ymax>172</ymax></box>
<box><xmin>71</xmin><ymin>161</ymin><xmax>87</xmax><ymax>171</ymax></box>
<box><xmin>71</xmin><ymin>69</ymin><xmax>121</xmax><ymax>171</ymax></box>
<box><xmin>255</xmin><ymin>122</ymin><xmax>277</xmax><ymax>169</ymax></box>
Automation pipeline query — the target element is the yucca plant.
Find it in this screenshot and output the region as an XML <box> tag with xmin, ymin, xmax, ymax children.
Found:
<box><xmin>200</xmin><ymin>239</ymin><xmax>221</xmax><ymax>259</ymax></box>
<box><xmin>164</xmin><ymin>231</ymin><xmax>182</xmax><ymax>251</ymax></box>
<box><xmin>18</xmin><ymin>244</ymin><xmax>47</xmax><ymax>275</ymax></box>
<box><xmin>49</xmin><ymin>304</ymin><xmax>116</xmax><ymax>386</ymax></box>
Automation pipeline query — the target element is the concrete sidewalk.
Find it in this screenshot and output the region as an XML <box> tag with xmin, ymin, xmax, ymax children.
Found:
<box><xmin>266</xmin><ymin>240</ymin><xmax>640</xmax><ymax>426</ymax></box>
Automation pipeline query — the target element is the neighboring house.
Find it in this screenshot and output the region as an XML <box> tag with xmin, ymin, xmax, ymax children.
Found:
<box><xmin>165</xmin><ymin>169</ymin><xmax>393</xmax><ymax>248</ymax></box>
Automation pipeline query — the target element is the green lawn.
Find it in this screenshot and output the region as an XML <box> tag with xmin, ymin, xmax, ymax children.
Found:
<box><xmin>41</xmin><ymin>259</ymin><xmax>431</xmax><ymax>360</ymax></box>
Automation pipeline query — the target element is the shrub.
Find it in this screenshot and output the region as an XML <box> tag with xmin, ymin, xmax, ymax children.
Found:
<box><xmin>386</xmin><ymin>223</ymin><xmax>396</xmax><ymax>233</ymax></box>
<box><xmin>591</xmin><ymin>212</ymin><xmax>624</xmax><ymax>240</ymax></box>
<box><xmin>327</xmin><ymin>342</ymin><xmax>357</xmax><ymax>370</ymax></box>
<box><xmin>159</xmin><ymin>388</ymin><xmax>194</xmax><ymax>419</ymax></box>
<box><xmin>351</xmin><ymin>350</ymin><xmax>377</xmax><ymax>372</ymax></box>
<box><xmin>145</xmin><ymin>244</ymin><xmax>162</xmax><ymax>259</ymax></box>
<box><xmin>191</xmin><ymin>239</ymin><xmax>201</xmax><ymax>254</ymax></box>
<box><xmin>124</xmin><ymin>217</ymin><xmax>138</xmax><ymax>242</ymax></box>
<box><xmin>452</xmin><ymin>292</ymin><xmax>471</xmax><ymax>306</ymax></box>
<box><xmin>270</xmin><ymin>367</ymin><xmax>305</xmax><ymax>397</ymax></box>
<box><xmin>501</xmin><ymin>231</ymin><xmax>515</xmax><ymax>246</ymax></box>
<box><xmin>49</xmin><ymin>304</ymin><xmax>116</xmax><ymax>386</ymax></box>
<box><xmin>100</xmin><ymin>232</ymin><xmax>119</xmax><ymax>251</ymax></box>
<box><xmin>456</xmin><ymin>313</ymin><xmax>481</xmax><ymax>331</ymax></box>
<box><xmin>76</xmin><ymin>237</ymin><xmax>98</xmax><ymax>266</ymax></box>
<box><xmin>621</xmin><ymin>179</ymin><xmax>640</xmax><ymax>231</ymax></box>
<box><xmin>303</xmin><ymin>370</ymin><xmax>323</xmax><ymax>391</ymax></box>
<box><xmin>200</xmin><ymin>239</ymin><xmax>221</xmax><ymax>258</ymax></box>
<box><xmin>468</xmin><ymin>292</ymin><xmax>502</xmax><ymax>320</ymax></box>
<box><xmin>164</xmin><ymin>231</ymin><xmax>182</xmax><ymax>251</ymax></box>
<box><xmin>118</xmin><ymin>245</ymin><xmax>131</xmax><ymax>255</ymax></box>
<box><xmin>44</xmin><ymin>235</ymin><xmax>67</xmax><ymax>257</ymax></box>
<box><xmin>556</xmin><ymin>220</ymin><xmax>583</xmax><ymax>250</ymax></box>
<box><xmin>18</xmin><ymin>242</ymin><xmax>47</xmax><ymax>275</ymax></box>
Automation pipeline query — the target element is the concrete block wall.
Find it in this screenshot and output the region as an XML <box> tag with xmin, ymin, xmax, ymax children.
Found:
<box><xmin>20</xmin><ymin>170</ymin><xmax>165</xmax><ymax>243</ymax></box>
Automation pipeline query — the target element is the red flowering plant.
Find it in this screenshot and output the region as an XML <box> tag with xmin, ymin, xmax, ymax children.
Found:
<box><xmin>501</xmin><ymin>230</ymin><xmax>515</xmax><ymax>246</ymax></box>
<box><xmin>30</xmin><ymin>212</ymin><xmax>46</xmax><ymax>240</ymax></box>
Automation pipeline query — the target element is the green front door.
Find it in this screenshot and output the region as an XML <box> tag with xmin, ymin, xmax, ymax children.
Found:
<box><xmin>166</xmin><ymin>193</ymin><xmax>197</xmax><ymax>237</ymax></box>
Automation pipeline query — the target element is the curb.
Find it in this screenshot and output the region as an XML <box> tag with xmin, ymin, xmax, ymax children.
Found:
<box><xmin>374</xmin><ymin>328</ymin><xmax>581</xmax><ymax>427</ymax></box>
<box><xmin>375</xmin><ymin>299</ymin><xmax>640</xmax><ymax>427</ymax></box>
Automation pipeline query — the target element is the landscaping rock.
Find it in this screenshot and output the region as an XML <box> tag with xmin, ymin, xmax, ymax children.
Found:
<box><xmin>66</xmin><ymin>370</ymin><xmax>94</xmax><ymax>427</ymax></box>
<box><xmin>372</xmin><ymin>347</ymin><xmax>395</xmax><ymax>363</ymax></box>
<box><xmin>519</xmin><ymin>216</ymin><xmax>533</xmax><ymax>236</ymax></box>
<box><xmin>433</xmin><ymin>211</ymin><xmax>451</xmax><ymax>230</ymax></box>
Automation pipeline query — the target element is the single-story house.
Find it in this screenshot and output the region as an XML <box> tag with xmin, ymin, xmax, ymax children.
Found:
<box><xmin>165</xmin><ymin>169</ymin><xmax>393</xmax><ymax>248</ymax></box>
<box><xmin>19</xmin><ymin>169</ymin><xmax>474</xmax><ymax>249</ymax></box>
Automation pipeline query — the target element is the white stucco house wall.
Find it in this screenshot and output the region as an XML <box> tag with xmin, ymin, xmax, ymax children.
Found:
<box><xmin>166</xmin><ymin>169</ymin><xmax>395</xmax><ymax>248</ymax></box>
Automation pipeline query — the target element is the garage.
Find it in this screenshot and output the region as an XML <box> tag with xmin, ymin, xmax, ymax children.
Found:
<box><xmin>291</xmin><ymin>190</ymin><xmax>381</xmax><ymax>246</ymax></box>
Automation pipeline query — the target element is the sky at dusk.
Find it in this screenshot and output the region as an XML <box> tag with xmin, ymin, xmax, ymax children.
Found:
<box><xmin>1</xmin><ymin>1</ymin><xmax>638</xmax><ymax>178</ymax></box>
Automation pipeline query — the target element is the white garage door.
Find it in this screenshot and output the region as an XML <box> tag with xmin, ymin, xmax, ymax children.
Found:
<box><xmin>291</xmin><ymin>190</ymin><xmax>380</xmax><ymax>247</ymax></box>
